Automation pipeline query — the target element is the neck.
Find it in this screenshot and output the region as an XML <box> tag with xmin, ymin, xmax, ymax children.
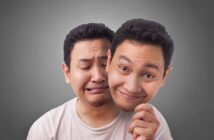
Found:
<box><xmin>76</xmin><ymin>99</ymin><xmax>120</xmax><ymax>128</ymax></box>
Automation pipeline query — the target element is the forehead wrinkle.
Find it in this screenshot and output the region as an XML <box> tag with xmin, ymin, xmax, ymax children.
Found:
<box><xmin>74</xmin><ymin>38</ymin><xmax>109</xmax><ymax>54</ymax></box>
<box><xmin>78</xmin><ymin>55</ymin><xmax>107</xmax><ymax>63</ymax></box>
<box><xmin>76</xmin><ymin>46</ymin><xmax>108</xmax><ymax>61</ymax></box>
<box><xmin>128</xmin><ymin>43</ymin><xmax>163</xmax><ymax>64</ymax></box>
<box><xmin>130</xmin><ymin>50</ymin><xmax>162</xmax><ymax>71</ymax></box>
<box><xmin>126</xmin><ymin>40</ymin><xmax>162</xmax><ymax>60</ymax></box>
<box><xmin>79</xmin><ymin>55</ymin><xmax>107</xmax><ymax>62</ymax></box>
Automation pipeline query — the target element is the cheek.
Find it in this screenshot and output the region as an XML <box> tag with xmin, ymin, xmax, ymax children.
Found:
<box><xmin>70</xmin><ymin>71</ymin><xmax>90</xmax><ymax>88</ymax></box>
<box><xmin>144</xmin><ymin>82</ymin><xmax>162</xmax><ymax>98</ymax></box>
<box><xmin>108</xmin><ymin>71</ymin><xmax>123</xmax><ymax>88</ymax></box>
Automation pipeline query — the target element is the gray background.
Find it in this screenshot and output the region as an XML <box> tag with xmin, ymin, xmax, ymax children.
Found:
<box><xmin>0</xmin><ymin>0</ymin><xmax>213</xmax><ymax>139</ymax></box>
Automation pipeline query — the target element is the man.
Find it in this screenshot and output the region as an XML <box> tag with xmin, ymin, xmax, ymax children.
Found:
<box><xmin>27</xmin><ymin>23</ymin><xmax>138</xmax><ymax>140</ymax></box>
<box><xmin>107</xmin><ymin>18</ymin><xmax>174</xmax><ymax>140</ymax></box>
<box><xmin>27</xmin><ymin>21</ymin><xmax>172</xmax><ymax>140</ymax></box>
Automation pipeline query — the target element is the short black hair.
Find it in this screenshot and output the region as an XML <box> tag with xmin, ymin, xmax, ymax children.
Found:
<box><xmin>111</xmin><ymin>18</ymin><xmax>174</xmax><ymax>75</ymax></box>
<box><xmin>63</xmin><ymin>23</ymin><xmax>114</xmax><ymax>68</ymax></box>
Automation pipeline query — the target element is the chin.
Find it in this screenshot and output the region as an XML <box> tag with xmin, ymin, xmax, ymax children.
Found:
<box><xmin>116</xmin><ymin>102</ymin><xmax>136</xmax><ymax>112</ymax></box>
<box><xmin>90</xmin><ymin>96</ymin><xmax>113</xmax><ymax>107</ymax></box>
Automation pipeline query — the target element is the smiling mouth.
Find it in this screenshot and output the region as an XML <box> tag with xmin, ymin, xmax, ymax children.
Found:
<box><xmin>118</xmin><ymin>90</ymin><xmax>142</xmax><ymax>101</ymax></box>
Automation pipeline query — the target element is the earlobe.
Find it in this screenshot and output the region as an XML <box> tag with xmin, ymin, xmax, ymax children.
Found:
<box><xmin>161</xmin><ymin>66</ymin><xmax>173</xmax><ymax>86</ymax></box>
<box><xmin>61</xmin><ymin>63</ymin><xmax>71</xmax><ymax>84</ymax></box>
<box><xmin>106</xmin><ymin>49</ymin><xmax>111</xmax><ymax>72</ymax></box>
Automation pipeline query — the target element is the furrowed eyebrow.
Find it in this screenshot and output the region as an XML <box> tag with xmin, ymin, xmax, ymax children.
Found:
<box><xmin>78</xmin><ymin>55</ymin><xmax>107</xmax><ymax>62</ymax></box>
<box><xmin>78</xmin><ymin>58</ymin><xmax>91</xmax><ymax>62</ymax></box>
<box><xmin>98</xmin><ymin>55</ymin><xmax>107</xmax><ymax>60</ymax></box>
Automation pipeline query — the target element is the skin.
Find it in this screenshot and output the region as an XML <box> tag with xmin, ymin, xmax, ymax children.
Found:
<box><xmin>62</xmin><ymin>38</ymin><xmax>120</xmax><ymax>128</ymax></box>
<box><xmin>107</xmin><ymin>39</ymin><xmax>172</xmax><ymax>140</ymax></box>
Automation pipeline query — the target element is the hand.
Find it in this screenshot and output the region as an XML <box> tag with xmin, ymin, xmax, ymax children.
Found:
<box><xmin>128</xmin><ymin>104</ymin><xmax>160</xmax><ymax>140</ymax></box>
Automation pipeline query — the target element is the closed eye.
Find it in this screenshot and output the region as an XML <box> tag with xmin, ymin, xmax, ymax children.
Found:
<box><xmin>100</xmin><ymin>64</ymin><xmax>107</xmax><ymax>68</ymax></box>
<box><xmin>80</xmin><ymin>66</ymin><xmax>91</xmax><ymax>70</ymax></box>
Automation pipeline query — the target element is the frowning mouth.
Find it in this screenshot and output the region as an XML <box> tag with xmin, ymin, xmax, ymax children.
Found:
<box><xmin>85</xmin><ymin>86</ymin><xmax>109</xmax><ymax>94</ymax></box>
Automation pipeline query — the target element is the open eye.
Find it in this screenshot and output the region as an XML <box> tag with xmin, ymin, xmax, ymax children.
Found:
<box><xmin>118</xmin><ymin>64</ymin><xmax>129</xmax><ymax>73</ymax></box>
<box><xmin>143</xmin><ymin>72</ymin><xmax>155</xmax><ymax>81</ymax></box>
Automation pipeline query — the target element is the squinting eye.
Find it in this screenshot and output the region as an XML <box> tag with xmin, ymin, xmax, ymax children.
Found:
<box><xmin>79</xmin><ymin>65</ymin><xmax>91</xmax><ymax>70</ymax></box>
<box><xmin>100</xmin><ymin>64</ymin><xmax>107</xmax><ymax>67</ymax></box>
<box><xmin>80</xmin><ymin>66</ymin><xmax>90</xmax><ymax>70</ymax></box>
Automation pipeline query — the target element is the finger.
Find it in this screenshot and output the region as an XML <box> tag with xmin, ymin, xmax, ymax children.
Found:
<box><xmin>132</xmin><ymin>110</ymin><xmax>158</xmax><ymax>123</ymax></box>
<box><xmin>135</xmin><ymin>104</ymin><xmax>154</xmax><ymax>115</ymax></box>
<box><xmin>129</xmin><ymin>119</ymin><xmax>152</xmax><ymax>133</ymax></box>
<box><xmin>128</xmin><ymin>120</ymin><xmax>159</xmax><ymax>134</ymax></box>
<box><xmin>133</xmin><ymin>127</ymin><xmax>155</xmax><ymax>140</ymax></box>
<box><xmin>132</xmin><ymin>132</ymin><xmax>138</xmax><ymax>140</ymax></box>
<box><xmin>136</xmin><ymin>136</ymin><xmax>146</xmax><ymax>140</ymax></box>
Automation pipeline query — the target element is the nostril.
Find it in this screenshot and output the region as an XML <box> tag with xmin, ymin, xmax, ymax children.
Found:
<box><xmin>92</xmin><ymin>75</ymin><xmax>106</xmax><ymax>82</ymax></box>
<box><xmin>91</xmin><ymin>68</ymin><xmax>107</xmax><ymax>83</ymax></box>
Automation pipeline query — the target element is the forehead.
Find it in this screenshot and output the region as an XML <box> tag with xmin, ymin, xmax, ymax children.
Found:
<box><xmin>113</xmin><ymin>40</ymin><xmax>164</xmax><ymax>68</ymax></box>
<box><xmin>71</xmin><ymin>38</ymin><xmax>110</xmax><ymax>60</ymax></box>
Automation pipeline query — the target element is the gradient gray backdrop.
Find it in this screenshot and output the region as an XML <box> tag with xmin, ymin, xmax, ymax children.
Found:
<box><xmin>0</xmin><ymin>0</ymin><xmax>213</xmax><ymax>139</ymax></box>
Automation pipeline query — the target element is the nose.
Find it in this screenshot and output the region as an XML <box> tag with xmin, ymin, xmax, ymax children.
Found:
<box><xmin>124</xmin><ymin>75</ymin><xmax>141</xmax><ymax>94</ymax></box>
<box><xmin>91</xmin><ymin>66</ymin><xmax>106</xmax><ymax>83</ymax></box>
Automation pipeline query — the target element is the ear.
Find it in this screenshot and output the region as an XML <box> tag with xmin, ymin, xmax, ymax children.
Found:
<box><xmin>106</xmin><ymin>49</ymin><xmax>111</xmax><ymax>72</ymax></box>
<box><xmin>161</xmin><ymin>66</ymin><xmax>173</xmax><ymax>87</ymax></box>
<box><xmin>61</xmin><ymin>63</ymin><xmax>71</xmax><ymax>84</ymax></box>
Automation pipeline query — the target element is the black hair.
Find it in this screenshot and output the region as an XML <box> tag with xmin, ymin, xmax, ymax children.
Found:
<box><xmin>111</xmin><ymin>18</ymin><xmax>174</xmax><ymax>75</ymax></box>
<box><xmin>63</xmin><ymin>23</ymin><xmax>114</xmax><ymax>68</ymax></box>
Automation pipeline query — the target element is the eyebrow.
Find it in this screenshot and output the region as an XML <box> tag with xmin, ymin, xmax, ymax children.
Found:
<box><xmin>98</xmin><ymin>55</ymin><xmax>108</xmax><ymax>60</ymax></box>
<box><xmin>78</xmin><ymin>55</ymin><xmax>107</xmax><ymax>62</ymax></box>
<box><xmin>78</xmin><ymin>58</ymin><xmax>91</xmax><ymax>63</ymax></box>
<box><xmin>119</xmin><ymin>55</ymin><xmax>159</xmax><ymax>70</ymax></box>
<box><xmin>119</xmin><ymin>55</ymin><xmax>132</xmax><ymax>63</ymax></box>
<box><xmin>144</xmin><ymin>63</ymin><xmax>159</xmax><ymax>70</ymax></box>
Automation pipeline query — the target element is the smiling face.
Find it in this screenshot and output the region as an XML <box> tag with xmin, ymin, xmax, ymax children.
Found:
<box><xmin>62</xmin><ymin>38</ymin><xmax>112</xmax><ymax>107</ymax></box>
<box><xmin>108</xmin><ymin>40</ymin><xmax>171</xmax><ymax>111</ymax></box>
